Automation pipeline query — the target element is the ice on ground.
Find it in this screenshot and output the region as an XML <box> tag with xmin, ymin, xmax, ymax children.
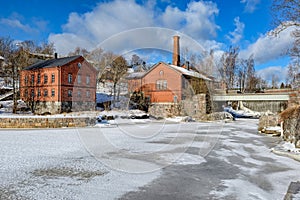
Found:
<box><xmin>160</xmin><ymin>153</ymin><xmax>206</xmax><ymax>165</ymax></box>
<box><xmin>211</xmin><ymin>119</ymin><xmax>300</xmax><ymax>199</ymax></box>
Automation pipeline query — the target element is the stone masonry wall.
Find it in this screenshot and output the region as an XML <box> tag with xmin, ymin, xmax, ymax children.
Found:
<box><xmin>148</xmin><ymin>94</ymin><xmax>206</xmax><ymax>118</ymax></box>
<box><xmin>0</xmin><ymin>117</ymin><xmax>96</xmax><ymax>128</ymax></box>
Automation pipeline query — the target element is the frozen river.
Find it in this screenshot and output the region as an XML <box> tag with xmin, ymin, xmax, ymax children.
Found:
<box><xmin>0</xmin><ymin>119</ymin><xmax>299</xmax><ymax>199</ymax></box>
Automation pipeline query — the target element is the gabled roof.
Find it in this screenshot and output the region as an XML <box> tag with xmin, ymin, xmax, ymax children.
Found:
<box><xmin>24</xmin><ymin>55</ymin><xmax>81</xmax><ymax>70</ymax></box>
<box><xmin>126</xmin><ymin>72</ymin><xmax>147</xmax><ymax>79</ymax></box>
<box><xmin>127</xmin><ymin>61</ymin><xmax>212</xmax><ymax>81</ymax></box>
<box><xmin>168</xmin><ymin>64</ymin><xmax>211</xmax><ymax>81</ymax></box>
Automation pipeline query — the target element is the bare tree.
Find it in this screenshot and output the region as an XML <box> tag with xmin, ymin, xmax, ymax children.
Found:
<box><xmin>0</xmin><ymin>37</ymin><xmax>55</xmax><ymax>113</ymax></box>
<box><xmin>287</xmin><ymin>61</ymin><xmax>300</xmax><ymax>88</ymax></box>
<box><xmin>219</xmin><ymin>46</ymin><xmax>239</xmax><ymax>90</ymax></box>
<box><xmin>271</xmin><ymin>74</ymin><xmax>279</xmax><ymax>89</ymax></box>
<box><xmin>271</xmin><ymin>0</ymin><xmax>300</xmax><ymax>29</ymax></box>
<box><xmin>271</xmin><ymin>0</ymin><xmax>300</xmax><ymax>87</ymax></box>
<box><xmin>68</xmin><ymin>47</ymin><xmax>90</xmax><ymax>57</ymax></box>
<box><xmin>99</xmin><ymin>55</ymin><xmax>128</xmax><ymax>107</ymax></box>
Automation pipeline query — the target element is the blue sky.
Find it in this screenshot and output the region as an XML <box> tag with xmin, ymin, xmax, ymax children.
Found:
<box><xmin>0</xmin><ymin>0</ymin><xmax>296</xmax><ymax>82</ymax></box>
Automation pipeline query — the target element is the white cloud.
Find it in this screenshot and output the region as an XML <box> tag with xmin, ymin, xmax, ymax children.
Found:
<box><xmin>48</xmin><ymin>0</ymin><xmax>220</xmax><ymax>55</ymax></box>
<box><xmin>226</xmin><ymin>17</ymin><xmax>245</xmax><ymax>45</ymax></box>
<box><xmin>256</xmin><ymin>66</ymin><xmax>287</xmax><ymax>83</ymax></box>
<box><xmin>0</xmin><ymin>18</ymin><xmax>35</xmax><ymax>33</ymax></box>
<box><xmin>240</xmin><ymin>0</ymin><xmax>261</xmax><ymax>13</ymax></box>
<box><xmin>240</xmin><ymin>26</ymin><xmax>296</xmax><ymax>64</ymax></box>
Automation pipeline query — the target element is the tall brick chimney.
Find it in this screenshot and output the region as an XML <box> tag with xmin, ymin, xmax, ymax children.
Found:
<box><xmin>172</xmin><ymin>35</ymin><xmax>180</xmax><ymax>66</ymax></box>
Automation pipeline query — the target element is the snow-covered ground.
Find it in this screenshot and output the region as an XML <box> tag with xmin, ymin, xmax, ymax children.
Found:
<box><xmin>0</xmin><ymin>119</ymin><xmax>299</xmax><ymax>199</ymax></box>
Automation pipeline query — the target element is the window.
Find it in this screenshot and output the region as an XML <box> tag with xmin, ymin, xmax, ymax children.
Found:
<box><xmin>174</xmin><ymin>95</ymin><xmax>178</xmax><ymax>103</ymax></box>
<box><xmin>86</xmin><ymin>75</ymin><xmax>90</xmax><ymax>85</ymax></box>
<box><xmin>31</xmin><ymin>74</ymin><xmax>35</xmax><ymax>85</ymax></box>
<box><xmin>68</xmin><ymin>73</ymin><xmax>72</xmax><ymax>83</ymax></box>
<box><xmin>156</xmin><ymin>80</ymin><xmax>167</xmax><ymax>90</ymax></box>
<box><xmin>37</xmin><ymin>74</ymin><xmax>41</xmax><ymax>84</ymax></box>
<box><xmin>51</xmin><ymin>89</ymin><xmax>55</xmax><ymax>97</ymax></box>
<box><xmin>37</xmin><ymin>89</ymin><xmax>41</xmax><ymax>97</ymax></box>
<box><xmin>77</xmin><ymin>90</ymin><xmax>81</xmax><ymax>97</ymax></box>
<box><xmin>31</xmin><ymin>89</ymin><xmax>34</xmax><ymax>97</ymax></box>
<box><xmin>24</xmin><ymin>76</ymin><xmax>28</xmax><ymax>85</ymax></box>
<box><xmin>77</xmin><ymin>74</ymin><xmax>81</xmax><ymax>84</ymax></box>
<box><xmin>44</xmin><ymin>89</ymin><xmax>48</xmax><ymax>97</ymax></box>
<box><xmin>86</xmin><ymin>90</ymin><xmax>90</xmax><ymax>98</ymax></box>
<box><xmin>68</xmin><ymin>90</ymin><xmax>72</xmax><ymax>97</ymax></box>
<box><xmin>24</xmin><ymin>89</ymin><xmax>28</xmax><ymax>97</ymax></box>
<box><xmin>51</xmin><ymin>73</ymin><xmax>55</xmax><ymax>83</ymax></box>
<box><xmin>44</xmin><ymin>74</ymin><xmax>48</xmax><ymax>84</ymax></box>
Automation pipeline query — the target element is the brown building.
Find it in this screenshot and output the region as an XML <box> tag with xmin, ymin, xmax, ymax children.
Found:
<box><xmin>127</xmin><ymin>36</ymin><xmax>212</xmax><ymax>116</ymax></box>
<box><xmin>20</xmin><ymin>55</ymin><xmax>97</xmax><ymax>114</ymax></box>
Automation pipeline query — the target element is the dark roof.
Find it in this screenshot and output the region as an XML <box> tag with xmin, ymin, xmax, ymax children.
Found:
<box><xmin>24</xmin><ymin>55</ymin><xmax>81</xmax><ymax>70</ymax></box>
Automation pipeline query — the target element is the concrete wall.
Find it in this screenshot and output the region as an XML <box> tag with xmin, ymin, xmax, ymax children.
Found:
<box><xmin>241</xmin><ymin>101</ymin><xmax>287</xmax><ymax>113</ymax></box>
<box><xmin>0</xmin><ymin>117</ymin><xmax>96</xmax><ymax>128</ymax></box>
<box><xmin>213</xmin><ymin>100</ymin><xmax>288</xmax><ymax>113</ymax></box>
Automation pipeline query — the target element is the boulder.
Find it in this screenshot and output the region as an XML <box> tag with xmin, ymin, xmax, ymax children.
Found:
<box><xmin>207</xmin><ymin>112</ymin><xmax>234</xmax><ymax>121</ymax></box>
<box><xmin>280</xmin><ymin>106</ymin><xmax>300</xmax><ymax>148</ymax></box>
<box><xmin>258</xmin><ymin>112</ymin><xmax>280</xmax><ymax>132</ymax></box>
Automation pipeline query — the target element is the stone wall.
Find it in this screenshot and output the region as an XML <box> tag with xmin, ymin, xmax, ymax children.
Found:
<box><xmin>34</xmin><ymin>101</ymin><xmax>61</xmax><ymax>115</ymax></box>
<box><xmin>148</xmin><ymin>94</ymin><xmax>206</xmax><ymax>118</ymax></box>
<box><xmin>0</xmin><ymin>117</ymin><xmax>96</xmax><ymax>128</ymax></box>
<box><xmin>148</xmin><ymin>103</ymin><xmax>181</xmax><ymax>118</ymax></box>
<box><xmin>181</xmin><ymin>94</ymin><xmax>206</xmax><ymax>118</ymax></box>
<box><xmin>33</xmin><ymin>101</ymin><xmax>96</xmax><ymax>114</ymax></box>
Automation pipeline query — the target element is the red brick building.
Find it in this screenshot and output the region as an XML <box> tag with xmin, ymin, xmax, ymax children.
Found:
<box><xmin>128</xmin><ymin>61</ymin><xmax>211</xmax><ymax>103</ymax></box>
<box><xmin>20</xmin><ymin>55</ymin><xmax>97</xmax><ymax>114</ymax></box>
<box><xmin>127</xmin><ymin>36</ymin><xmax>212</xmax><ymax>116</ymax></box>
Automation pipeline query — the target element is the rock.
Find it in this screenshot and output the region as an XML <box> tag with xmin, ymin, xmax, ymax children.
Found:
<box><xmin>263</xmin><ymin>126</ymin><xmax>282</xmax><ymax>136</ymax></box>
<box><xmin>280</xmin><ymin>106</ymin><xmax>300</xmax><ymax>147</ymax></box>
<box><xmin>284</xmin><ymin>181</ymin><xmax>300</xmax><ymax>200</ymax></box>
<box><xmin>258</xmin><ymin>112</ymin><xmax>280</xmax><ymax>132</ymax></box>
<box><xmin>207</xmin><ymin>112</ymin><xmax>234</xmax><ymax>121</ymax></box>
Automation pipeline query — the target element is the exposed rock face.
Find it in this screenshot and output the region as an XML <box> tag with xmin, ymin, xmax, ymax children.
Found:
<box><xmin>258</xmin><ymin>112</ymin><xmax>280</xmax><ymax>133</ymax></box>
<box><xmin>280</xmin><ymin>106</ymin><xmax>300</xmax><ymax>148</ymax></box>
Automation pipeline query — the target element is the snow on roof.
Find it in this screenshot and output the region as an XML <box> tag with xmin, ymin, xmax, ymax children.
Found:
<box><xmin>126</xmin><ymin>62</ymin><xmax>212</xmax><ymax>81</ymax></box>
<box><xmin>126</xmin><ymin>72</ymin><xmax>146</xmax><ymax>79</ymax></box>
<box><xmin>0</xmin><ymin>56</ymin><xmax>4</xmax><ymax>60</ymax></box>
<box><xmin>168</xmin><ymin>64</ymin><xmax>212</xmax><ymax>81</ymax></box>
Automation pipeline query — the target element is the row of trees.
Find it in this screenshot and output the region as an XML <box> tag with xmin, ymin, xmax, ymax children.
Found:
<box><xmin>0</xmin><ymin>37</ymin><xmax>55</xmax><ymax>112</ymax></box>
<box><xmin>218</xmin><ymin>47</ymin><xmax>261</xmax><ymax>92</ymax></box>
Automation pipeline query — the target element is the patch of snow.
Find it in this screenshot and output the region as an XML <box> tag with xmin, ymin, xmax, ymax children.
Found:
<box><xmin>281</xmin><ymin>142</ymin><xmax>300</xmax><ymax>153</ymax></box>
<box><xmin>265</xmin><ymin>126</ymin><xmax>282</xmax><ymax>132</ymax></box>
<box><xmin>165</xmin><ymin>116</ymin><xmax>185</xmax><ymax>122</ymax></box>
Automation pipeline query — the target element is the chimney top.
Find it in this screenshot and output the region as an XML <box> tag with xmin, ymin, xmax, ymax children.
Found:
<box><xmin>172</xmin><ymin>35</ymin><xmax>180</xmax><ymax>66</ymax></box>
<box><xmin>54</xmin><ymin>53</ymin><xmax>58</xmax><ymax>59</ymax></box>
